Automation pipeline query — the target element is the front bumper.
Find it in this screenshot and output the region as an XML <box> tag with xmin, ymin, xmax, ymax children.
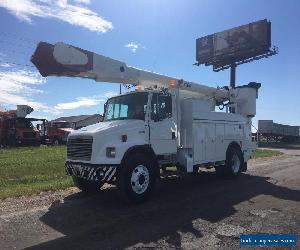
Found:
<box><xmin>65</xmin><ymin>161</ymin><xmax>119</xmax><ymax>183</ymax></box>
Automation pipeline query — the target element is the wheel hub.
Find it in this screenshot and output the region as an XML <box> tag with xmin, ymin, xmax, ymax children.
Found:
<box><xmin>138</xmin><ymin>175</ymin><xmax>145</xmax><ymax>185</ymax></box>
<box><xmin>131</xmin><ymin>165</ymin><xmax>149</xmax><ymax>194</ymax></box>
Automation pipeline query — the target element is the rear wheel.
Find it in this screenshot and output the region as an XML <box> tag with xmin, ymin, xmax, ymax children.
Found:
<box><xmin>117</xmin><ymin>153</ymin><xmax>157</xmax><ymax>203</ymax></box>
<box><xmin>224</xmin><ymin>147</ymin><xmax>243</xmax><ymax>178</ymax></box>
<box><xmin>72</xmin><ymin>177</ymin><xmax>103</xmax><ymax>192</ymax></box>
<box><xmin>215</xmin><ymin>147</ymin><xmax>244</xmax><ymax>178</ymax></box>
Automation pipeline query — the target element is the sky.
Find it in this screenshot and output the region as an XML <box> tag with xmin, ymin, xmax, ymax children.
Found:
<box><xmin>0</xmin><ymin>0</ymin><xmax>299</xmax><ymax>127</ymax></box>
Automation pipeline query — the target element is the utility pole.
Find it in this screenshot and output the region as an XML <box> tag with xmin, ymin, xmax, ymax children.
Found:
<box><xmin>230</xmin><ymin>63</ymin><xmax>236</xmax><ymax>88</ymax></box>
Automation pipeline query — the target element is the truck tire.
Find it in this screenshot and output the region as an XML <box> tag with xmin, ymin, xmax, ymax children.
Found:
<box><xmin>224</xmin><ymin>147</ymin><xmax>244</xmax><ymax>178</ymax></box>
<box><xmin>117</xmin><ymin>153</ymin><xmax>156</xmax><ymax>203</ymax></box>
<box><xmin>72</xmin><ymin>177</ymin><xmax>103</xmax><ymax>192</ymax></box>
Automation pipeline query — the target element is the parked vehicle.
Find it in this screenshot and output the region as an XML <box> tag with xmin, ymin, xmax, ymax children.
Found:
<box><xmin>0</xmin><ymin>105</ymin><xmax>42</xmax><ymax>147</ymax></box>
<box><xmin>32</xmin><ymin>42</ymin><xmax>260</xmax><ymax>202</ymax></box>
<box><xmin>258</xmin><ymin>120</ymin><xmax>300</xmax><ymax>142</ymax></box>
<box><xmin>46</xmin><ymin>121</ymin><xmax>73</xmax><ymax>145</ymax></box>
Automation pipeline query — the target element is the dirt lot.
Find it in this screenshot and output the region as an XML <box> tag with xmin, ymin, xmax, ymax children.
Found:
<box><xmin>0</xmin><ymin>152</ymin><xmax>299</xmax><ymax>249</ymax></box>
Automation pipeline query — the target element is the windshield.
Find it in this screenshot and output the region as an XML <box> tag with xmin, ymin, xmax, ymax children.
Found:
<box><xmin>104</xmin><ymin>92</ymin><xmax>148</xmax><ymax>121</ymax></box>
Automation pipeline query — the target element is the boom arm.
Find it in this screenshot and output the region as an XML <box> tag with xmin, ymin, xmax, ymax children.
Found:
<box><xmin>31</xmin><ymin>42</ymin><xmax>229</xmax><ymax>102</ymax></box>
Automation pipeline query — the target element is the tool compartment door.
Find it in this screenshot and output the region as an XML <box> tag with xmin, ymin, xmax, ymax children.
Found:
<box><xmin>193</xmin><ymin>122</ymin><xmax>206</xmax><ymax>163</ymax></box>
<box><xmin>193</xmin><ymin>122</ymin><xmax>216</xmax><ymax>163</ymax></box>
<box><xmin>204</xmin><ymin>123</ymin><xmax>216</xmax><ymax>161</ymax></box>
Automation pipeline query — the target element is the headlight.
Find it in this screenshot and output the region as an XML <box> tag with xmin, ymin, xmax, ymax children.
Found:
<box><xmin>106</xmin><ymin>147</ymin><xmax>116</xmax><ymax>158</ymax></box>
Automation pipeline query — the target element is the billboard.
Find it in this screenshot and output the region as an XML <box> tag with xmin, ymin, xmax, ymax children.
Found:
<box><xmin>196</xmin><ymin>19</ymin><xmax>271</xmax><ymax>69</ymax></box>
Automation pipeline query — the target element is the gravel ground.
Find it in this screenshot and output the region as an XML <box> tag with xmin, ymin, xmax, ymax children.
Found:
<box><xmin>0</xmin><ymin>153</ymin><xmax>299</xmax><ymax>250</ymax></box>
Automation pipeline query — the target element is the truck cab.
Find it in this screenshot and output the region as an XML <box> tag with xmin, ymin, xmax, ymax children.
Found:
<box><xmin>66</xmin><ymin>90</ymin><xmax>177</xmax><ymax>180</ymax></box>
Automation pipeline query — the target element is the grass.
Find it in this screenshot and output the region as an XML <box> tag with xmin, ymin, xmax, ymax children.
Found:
<box><xmin>0</xmin><ymin>146</ymin><xmax>283</xmax><ymax>199</ymax></box>
<box><xmin>258</xmin><ymin>141</ymin><xmax>300</xmax><ymax>149</ymax></box>
<box><xmin>252</xmin><ymin>149</ymin><xmax>283</xmax><ymax>158</ymax></box>
<box><xmin>0</xmin><ymin>146</ymin><xmax>72</xmax><ymax>200</ymax></box>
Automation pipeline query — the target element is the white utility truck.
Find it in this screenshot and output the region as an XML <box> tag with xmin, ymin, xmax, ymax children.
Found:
<box><xmin>31</xmin><ymin>42</ymin><xmax>260</xmax><ymax>202</ymax></box>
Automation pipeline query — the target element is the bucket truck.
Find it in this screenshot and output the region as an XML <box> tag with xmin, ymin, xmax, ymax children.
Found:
<box><xmin>0</xmin><ymin>105</ymin><xmax>43</xmax><ymax>146</ymax></box>
<box><xmin>31</xmin><ymin>42</ymin><xmax>260</xmax><ymax>202</ymax></box>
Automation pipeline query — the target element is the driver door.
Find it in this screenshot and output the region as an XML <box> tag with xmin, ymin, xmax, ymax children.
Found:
<box><xmin>148</xmin><ymin>93</ymin><xmax>177</xmax><ymax>154</ymax></box>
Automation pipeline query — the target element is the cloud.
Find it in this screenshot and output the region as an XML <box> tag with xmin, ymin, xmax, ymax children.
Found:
<box><xmin>73</xmin><ymin>0</ymin><xmax>90</xmax><ymax>4</ymax></box>
<box><xmin>124</xmin><ymin>42</ymin><xmax>144</xmax><ymax>53</ymax></box>
<box><xmin>54</xmin><ymin>96</ymin><xmax>103</xmax><ymax>110</ymax></box>
<box><xmin>0</xmin><ymin>0</ymin><xmax>113</xmax><ymax>33</ymax></box>
<box><xmin>0</xmin><ymin>70</ymin><xmax>44</xmax><ymax>95</ymax></box>
<box><xmin>54</xmin><ymin>91</ymin><xmax>117</xmax><ymax>110</ymax></box>
<box><xmin>0</xmin><ymin>68</ymin><xmax>118</xmax><ymax>117</ymax></box>
<box><xmin>0</xmin><ymin>69</ymin><xmax>60</xmax><ymax>114</ymax></box>
<box><xmin>0</xmin><ymin>63</ymin><xmax>11</xmax><ymax>68</ymax></box>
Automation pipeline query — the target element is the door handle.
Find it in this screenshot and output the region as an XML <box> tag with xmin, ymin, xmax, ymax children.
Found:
<box><xmin>172</xmin><ymin>132</ymin><xmax>176</xmax><ymax>139</ymax></box>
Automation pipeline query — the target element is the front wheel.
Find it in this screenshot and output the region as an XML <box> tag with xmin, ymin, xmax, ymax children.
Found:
<box><xmin>117</xmin><ymin>153</ymin><xmax>157</xmax><ymax>203</ymax></box>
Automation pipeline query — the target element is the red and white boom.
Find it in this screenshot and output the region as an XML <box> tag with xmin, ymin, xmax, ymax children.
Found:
<box><xmin>31</xmin><ymin>42</ymin><xmax>229</xmax><ymax>102</ymax></box>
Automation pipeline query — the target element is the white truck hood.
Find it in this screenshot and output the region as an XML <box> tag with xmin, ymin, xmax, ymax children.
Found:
<box><xmin>70</xmin><ymin>119</ymin><xmax>145</xmax><ymax>135</ymax></box>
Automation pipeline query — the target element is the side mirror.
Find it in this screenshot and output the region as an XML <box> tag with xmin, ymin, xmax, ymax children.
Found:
<box><xmin>103</xmin><ymin>103</ymin><xmax>107</xmax><ymax>118</ymax></box>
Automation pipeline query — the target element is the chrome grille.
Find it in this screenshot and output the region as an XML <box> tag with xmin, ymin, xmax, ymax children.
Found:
<box><xmin>67</xmin><ymin>136</ymin><xmax>93</xmax><ymax>161</ymax></box>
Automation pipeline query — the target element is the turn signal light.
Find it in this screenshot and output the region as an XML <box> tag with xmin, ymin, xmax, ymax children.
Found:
<box><xmin>135</xmin><ymin>85</ymin><xmax>142</xmax><ymax>91</ymax></box>
<box><xmin>169</xmin><ymin>79</ymin><xmax>177</xmax><ymax>87</ymax></box>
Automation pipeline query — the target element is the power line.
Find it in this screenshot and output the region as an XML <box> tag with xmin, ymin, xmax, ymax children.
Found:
<box><xmin>0</xmin><ymin>39</ymin><xmax>36</xmax><ymax>50</ymax></box>
<box><xmin>0</xmin><ymin>31</ymin><xmax>39</xmax><ymax>44</ymax></box>
<box><xmin>0</xmin><ymin>59</ymin><xmax>35</xmax><ymax>70</ymax></box>
<box><xmin>0</xmin><ymin>32</ymin><xmax>41</xmax><ymax>71</ymax></box>
<box><xmin>0</xmin><ymin>47</ymin><xmax>34</xmax><ymax>57</ymax></box>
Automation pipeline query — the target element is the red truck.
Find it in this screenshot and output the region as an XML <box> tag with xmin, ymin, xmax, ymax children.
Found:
<box><xmin>45</xmin><ymin>120</ymin><xmax>73</xmax><ymax>145</ymax></box>
<box><xmin>0</xmin><ymin>106</ymin><xmax>43</xmax><ymax>147</ymax></box>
